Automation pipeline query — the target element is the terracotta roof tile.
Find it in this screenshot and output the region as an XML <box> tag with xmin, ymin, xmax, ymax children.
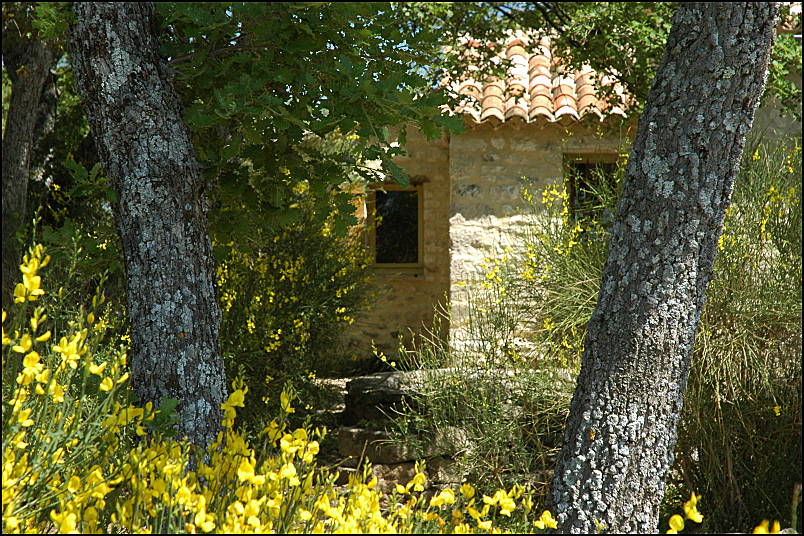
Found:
<box><xmin>779</xmin><ymin>2</ymin><xmax>802</xmax><ymax>34</ymax></box>
<box><xmin>447</xmin><ymin>34</ymin><xmax>630</xmax><ymax>125</ymax></box>
<box><xmin>444</xmin><ymin>6</ymin><xmax>800</xmax><ymax>125</ymax></box>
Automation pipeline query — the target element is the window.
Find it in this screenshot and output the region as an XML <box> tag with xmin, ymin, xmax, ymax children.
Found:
<box><xmin>366</xmin><ymin>185</ymin><xmax>423</xmax><ymax>270</ymax></box>
<box><xmin>564</xmin><ymin>155</ymin><xmax>619</xmax><ymax>222</ymax></box>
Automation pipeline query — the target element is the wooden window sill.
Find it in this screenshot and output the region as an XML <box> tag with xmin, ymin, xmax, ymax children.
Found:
<box><xmin>371</xmin><ymin>265</ymin><xmax>425</xmax><ymax>279</ymax></box>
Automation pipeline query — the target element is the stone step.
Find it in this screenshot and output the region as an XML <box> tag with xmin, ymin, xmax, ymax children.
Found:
<box><xmin>340</xmin><ymin>367</ymin><xmax>576</xmax><ymax>426</ymax></box>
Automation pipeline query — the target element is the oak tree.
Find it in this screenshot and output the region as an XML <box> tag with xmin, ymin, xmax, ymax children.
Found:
<box><xmin>2</xmin><ymin>2</ymin><xmax>59</xmax><ymax>307</ymax></box>
<box><xmin>65</xmin><ymin>1</ymin><xmax>460</xmax><ymax>449</ymax></box>
<box><xmin>548</xmin><ymin>3</ymin><xmax>779</xmax><ymax>532</ymax></box>
<box><xmin>70</xmin><ymin>2</ymin><xmax>227</xmax><ymax>449</ymax></box>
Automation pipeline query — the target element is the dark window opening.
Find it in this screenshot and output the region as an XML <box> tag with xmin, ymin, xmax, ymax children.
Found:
<box><xmin>565</xmin><ymin>159</ymin><xmax>619</xmax><ymax>222</ymax></box>
<box><xmin>373</xmin><ymin>189</ymin><xmax>419</xmax><ymax>264</ymax></box>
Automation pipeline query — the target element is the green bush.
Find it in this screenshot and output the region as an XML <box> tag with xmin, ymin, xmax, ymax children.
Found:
<box><xmin>216</xmin><ymin>186</ymin><xmax>374</xmax><ymax>429</ymax></box>
<box><xmin>517</xmin><ymin>137</ymin><xmax>802</xmax><ymax>533</ymax></box>
<box><xmin>387</xmin><ymin>250</ymin><xmax>574</xmax><ymax>505</ymax></box>
<box><xmin>674</xmin><ymin>140</ymin><xmax>802</xmax><ymax>533</ymax></box>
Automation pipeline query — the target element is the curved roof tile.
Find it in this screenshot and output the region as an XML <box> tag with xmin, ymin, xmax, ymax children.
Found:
<box><xmin>779</xmin><ymin>2</ymin><xmax>802</xmax><ymax>34</ymax></box>
<box><xmin>448</xmin><ymin>34</ymin><xmax>631</xmax><ymax>125</ymax></box>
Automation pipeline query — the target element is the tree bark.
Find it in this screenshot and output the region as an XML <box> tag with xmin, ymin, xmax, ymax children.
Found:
<box><xmin>549</xmin><ymin>3</ymin><xmax>778</xmax><ymax>533</ymax></box>
<box><xmin>70</xmin><ymin>2</ymin><xmax>227</xmax><ymax>451</ymax></box>
<box><xmin>2</xmin><ymin>3</ymin><xmax>58</xmax><ymax>307</ymax></box>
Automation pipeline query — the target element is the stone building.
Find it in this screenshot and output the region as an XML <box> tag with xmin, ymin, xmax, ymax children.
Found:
<box><xmin>339</xmin><ymin>35</ymin><xmax>633</xmax><ymax>363</ymax></box>
<box><xmin>344</xmin><ymin>30</ymin><xmax>801</xmax><ymax>365</ymax></box>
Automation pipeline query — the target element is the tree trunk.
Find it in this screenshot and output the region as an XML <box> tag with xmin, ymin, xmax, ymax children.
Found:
<box><xmin>2</xmin><ymin>4</ymin><xmax>58</xmax><ymax>307</ymax></box>
<box><xmin>549</xmin><ymin>3</ymin><xmax>778</xmax><ymax>533</ymax></box>
<box><xmin>70</xmin><ymin>2</ymin><xmax>227</xmax><ymax>451</ymax></box>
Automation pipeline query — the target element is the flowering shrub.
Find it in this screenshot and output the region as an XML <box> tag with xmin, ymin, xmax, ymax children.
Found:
<box><xmin>387</xmin><ymin>245</ymin><xmax>573</xmax><ymax>505</ymax></box>
<box><xmin>517</xmin><ymin>178</ymin><xmax>614</xmax><ymax>370</ymax></box>
<box><xmin>3</xmin><ymin>243</ymin><xmax>562</xmax><ymax>534</ymax></box>
<box><xmin>665</xmin><ymin>493</ymin><xmax>704</xmax><ymax>534</ymax></box>
<box><xmin>216</xmin><ymin>187</ymin><xmax>374</xmax><ymax>427</ymax></box>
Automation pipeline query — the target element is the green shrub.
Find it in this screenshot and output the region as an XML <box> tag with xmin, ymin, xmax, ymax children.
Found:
<box><xmin>387</xmin><ymin>251</ymin><xmax>574</xmax><ymax>505</ymax></box>
<box><xmin>29</xmin><ymin>150</ymin><xmax>129</xmax><ymax>347</ymax></box>
<box><xmin>216</xmin><ymin>186</ymin><xmax>374</xmax><ymax>429</ymax></box>
<box><xmin>4</xmin><ymin>203</ymin><xmax>791</xmax><ymax>533</ymax></box>
<box><xmin>674</xmin><ymin>139</ymin><xmax>802</xmax><ymax>533</ymax></box>
<box><xmin>2</xmin><ymin>244</ymin><xmax>143</xmax><ymax>533</ymax></box>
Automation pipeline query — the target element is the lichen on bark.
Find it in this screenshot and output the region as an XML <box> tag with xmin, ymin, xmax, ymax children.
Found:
<box><xmin>70</xmin><ymin>2</ymin><xmax>227</xmax><ymax>451</ymax></box>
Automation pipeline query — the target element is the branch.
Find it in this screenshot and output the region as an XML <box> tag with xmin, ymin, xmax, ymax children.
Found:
<box><xmin>545</xmin><ymin>2</ymin><xmax>574</xmax><ymax>28</ymax></box>
<box><xmin>491</xmin><ymin>2</ymin><xmax>585</xmax><ymax>51</ymax></box>
<box><xmin>166</xmin><ymin>39</ymin><xmax>266</xmax><ymax>66</ymax></box>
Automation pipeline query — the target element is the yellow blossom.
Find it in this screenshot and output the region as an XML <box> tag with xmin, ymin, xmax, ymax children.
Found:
<box><xmin>407</xmin><ymin>471</ymin><xmax>426</xmax><ymax>492</ymax></box>
<box><xmin>429</xmin><ymin>488</ymin><xmax>456</xmax><ymax>507</ymax></box>
<box><xmin>237</xmin><ymin>458</ymin><xmax>256</xmax><ymax>482</ymax></box>
<box><xmin>534</xmin><ymin>510</ymin><xmax>558</xmax><ymax>530</ymax></box>
<box><xmin>175</xmin><ymin>485</ymin><xmax>193</xmax><ymax>505</ymax></box>
<box><xmin>49</xmin><ymin>509</ymin><xmax>77</xmax><ymax>533</ymax></box>
<box><xmin>14</xmin><ymin>283</ymin><xmax>27</xmax><ymax>303</ymax></box>
<box><xmin>5</xmin><ymin>516</ymin><xmax>20</xmax><ymax>531</ymax></box>
<box><xmin>753</xmin><ymin>520</ymin><xmax>781</xmax><ymax>534</ymax></box>
<box><xmin>279</xmin><ymin>462</ymin><xmax>298</xmax><ymax>481</ymax></box>
<box><xmin>17</xmin><ymin>408</ymin><xmax>34</xmax><ymax>427</ymax></box>
<box><xmin>12</xmin><ymin>333</ymin><xmax>32</xmax><ymax>353</ymax></box>
<box><xmin>280</xmin><ymin>389</ymin><xmax>295</xmax><ymax>414</ymax></box>
<box><xmin>89</xmin><ymin>361</ymin><xmax>108</xmax><ymax>376</ymax></box>
<box><xmin>683</xmin><ymin>492</ymin><xmax>703</xmax><ymax>523</ymax></box>
<box><xmin>67</xmin><ymin>475</ymin><xmax>81</xmax><ymax>494</ymax></box>
<box><xmin>35</xmin><ymin>330</ymin><xmax>51</xmax><ymax>342</ymax></box>
<box><xmin>667</xmin><ymin>514</ymin><xmax>685</xmax><ymax>534</ymax></box>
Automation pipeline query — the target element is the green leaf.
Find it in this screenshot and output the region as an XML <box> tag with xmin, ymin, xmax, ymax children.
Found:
<box><xmin>384</xmin><ymin>159</ymin><xmax>409</xmax><ymax>188</ymax></box>
<box><xmin>185</xmin><ymin>107</ymin><xmax>219</xmax><ymax>130</ymax></box>
<box><xmin>145</xmin><ymin>397</ymin><xmax>180</xmax><ymax>438</ymax></box>
<box><xmin>104</xmin><ymin>188</ymin><xmax>118</xmax><ymax>204</ymax></box>
<box><xmin>63</xmin><ymin>155</ymin><xmax>88</xmax><ymax>182</ymax></box>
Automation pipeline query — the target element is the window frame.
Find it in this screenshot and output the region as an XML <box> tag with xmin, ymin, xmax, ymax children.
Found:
<box><xmin>365</xmin><ymin>182</ymin><xmax>424</xmax><ymax>274</ymax></box>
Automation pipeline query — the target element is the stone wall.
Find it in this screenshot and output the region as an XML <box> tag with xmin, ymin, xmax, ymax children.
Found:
<box><xmin>341</xmin><ymin>128</ymin><xmax>452</xmax><ymax>365</ymax></box>
<box><xmin>448</xmin><ymin>119</ymin><xmax>631</xmax><ymax>353</ymax></box>
<box><xmin>340</xmin><ymin>101</ymin><xmax>798</xmax><ymax>368</ymax></box>
<box><xmin>341</xmin><ymin>120</ymin><xmax>636</xmax><ymax>366</ymax></box>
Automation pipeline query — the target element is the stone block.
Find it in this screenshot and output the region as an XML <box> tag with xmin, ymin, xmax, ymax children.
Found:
<box><xmin>479</xmin><ymin>164</ymin><xmax>508</xmax><ymax>175</ymax></box>
<box><xmin>337</xmin><ymin>427</ymin><xmax>417</xmax><ymax>464</ymax></box>
<box><xmin>489</xmin><ymin>137</ymin><xmax>505</xmax><ymax>150</ymax></box>
<box><xmin>452</xmin><ymin>137</ymin><xmax>489</xmax><ymax>152</ymax></box>
<box><xmin>493</xmin><ymin>183</ymin><xmax>521</xmax><ymax>200</ymax></box>
<box><xmin>453</xmin><ymin>183</ymin><xmax>482</xmax><ymax>198</ymax></box>
<box><xmin>341</xmin><ymin>372</ymin><xmax>422</xmax><ymax>425</ymax></box>
<box><xmin>372</xmin><ymin>462</ymin><xmax>419</xmax><ymax>494</ymax></box>
<box><xmin>427</xmin><ymin>456</ymin><xmax>466</xmax><ymax>485</ymax></box>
